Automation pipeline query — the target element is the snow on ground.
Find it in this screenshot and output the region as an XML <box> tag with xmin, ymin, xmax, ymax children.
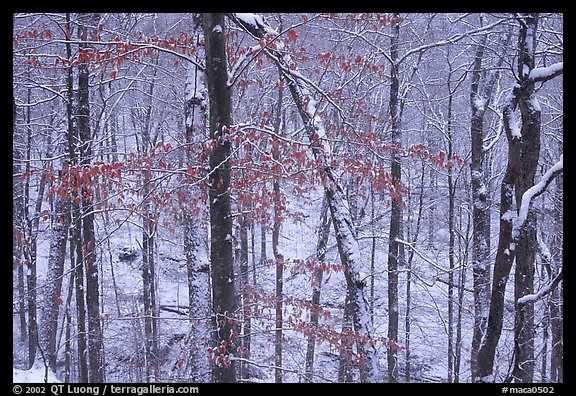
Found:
<box><xmin>13</xmin><ymin>361</ymin><xmax>61</xmax><ymax>383</ymax></box>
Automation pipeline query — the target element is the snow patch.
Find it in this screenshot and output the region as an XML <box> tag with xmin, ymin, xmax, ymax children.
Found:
<box><xmin>501</xmin><ymin>209</ymin><xmax>515</xmax><ymax>222</ymax></box>
<box><xmin>507</xmin><ymin>108</ymin><xmax>521</xmax><ymax>139</ymax></box>
<box><xmin>472</xmin><ymin>94</ymin><xmax>486</xmax><ymax>112</ymax></box>
<box><xmin>13</xmin><ymin>361</ymin><xmax>61</xmax><ymax>383</ymax></box>
<box><xmin>234</xmin><ymin>13</ymin><xmax>278</xmax><ymax>36</ymax></box>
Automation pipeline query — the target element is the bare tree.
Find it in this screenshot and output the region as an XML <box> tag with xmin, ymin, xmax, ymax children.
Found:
<box><xmin>476</xmin><ymin>13</ymin><xmax>563</xmax><ymax>382</ymax></box>
<box><xmin>203</xmin><ymin>13</ymin><xmax>237</xmax><ymax>383</ymax></box>
<box><xmin>183</xmin><ymin>14</ymin><xmax>211</xmax><ymax>382</ymax></box>
<box><xmin>468</xmin><ymin>17</ymin><xmax>511</xmax><ymax>380</ymax></box>
<box><xmin>77</xmin><ymin>12</ymin><xmax>105</xmax><ymax>383</ymax></box>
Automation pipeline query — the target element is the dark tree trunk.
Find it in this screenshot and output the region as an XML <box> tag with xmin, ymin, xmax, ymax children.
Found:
<box><xmin>203</xmin><ymin>13</ymin><xmax>237</xmax><ymax>383</ymax></box>
<box><xmin>140</xmin><ymin>63</ymin><xmax>160</xmax><ymax>384</ymax></box>
<box><xmin>272</xmin><ymin>78</ymin><xmax>285</xmax><ymax>384</ymax></box>
<box><xmin>77</xmin><ymin>12</ymin><xmax>104</xmax><ymax>383</ymax></box>
<box><xmin>386</xmin><ymin>13</ymin><xmax>401</xmax><ymax>383</ymax></box>
<box><xmin>469</xmin><ymin>32</ymin><xmax>492</xmax><ymax>382</ymax></box>
<box><xmin>511</xmin><ymin>14</ymin><xmax>540</xmax><ymax>383</ymax></box>
<box><xmin>468</xmin><ymin>24</ymin><xmax>511</xmax><ymax>380</ymax></box>
<box><xmin>13</xmin><ymin>97</ymin><xmax>28</xmax><ymax>344</ymax></box>
<box><xmin>475</xmin><ymin>99</ymin><xmax>522</xmax><ymax>383</ymax></box>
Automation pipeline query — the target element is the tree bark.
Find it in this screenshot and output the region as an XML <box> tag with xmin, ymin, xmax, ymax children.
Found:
<box><xmin>510</xmin><ymin>13</ymin><xmax>540</xmax><ymax>383</ymax></box>
<box><xmin>40</xmin><ymin>179</ymin><xmax>70</xmax><ymax>372</ymax></box>
<box><xmin>475</xmin><ymin>91</ymin><xmax>522</xmax><ymax>383</ymax></box>
<box><xmin>304</xmin><ymin>195</ymin><xmax>331</xmax><ymax>382</ymax></box>
<box><xmin>469</xmin><ymin>31</ymin><xmax>492</xmax><ymax>382</ymax></box>
<box><xmin>338</xmin><ymin>291</ymin><xmax>354</xmax><ymax>383</ymax></box>
<box><xmin>183</xmin><ymin>13</ymin><xmax>211</xmax><ymax>383</ymax></box>
<box><xmin>13</xmin><ymin>96</ymin><xmax>28</xmax><ymax>344</ymax></box>
<box><xmin>386</xmin><ymin>13</ymin><xmax>401</xmax><ymax>383</ymax></box>
<box><xmin>272</xmin><ymin>84</ymin><xmax>284</xmax><ymax>384</ymax></box>
<box><xmin>203</xmin><ymin>13</ymin><xmax>237</xmax><ymax>383</ymax></box>
<box><xmin>77</xmin><ymin>12</ymin><xmax>104</xmax><ymax>383</ymax></box>
<box><xmin>139</xmin><ymin>63</ymin><xmax>160</xmax><ymax>384</ymax></box>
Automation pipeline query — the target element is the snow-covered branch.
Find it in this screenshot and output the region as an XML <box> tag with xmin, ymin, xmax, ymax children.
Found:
<box><xmin>528</xmin><ymin>61</ymin><xmax>563</xmax><ymax>83</ymax></box>
<box><xmin>517</xmin><ymin>268</ymin><xmax>563</xmax><ymax>306</ymax></box>
<box><xmin>512</xmin><ymin>155</ymin><xmax>563</xmax><ymax>239</ymax></box>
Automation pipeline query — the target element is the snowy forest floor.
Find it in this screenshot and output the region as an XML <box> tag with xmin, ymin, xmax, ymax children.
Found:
<box><xmin>13</xmin><ymin>183</ymin><xmax>531</xmax><ymax>383</ymax></box>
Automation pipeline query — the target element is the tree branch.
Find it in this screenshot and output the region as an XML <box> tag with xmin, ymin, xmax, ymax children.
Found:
<box><xmin>512</xmin><ymin>155</ymin><xmax>563</xmax><ymax>239</ymax></box>
<box><xmin>517</xmin><ymin>268</ymin><xmax>563</xmax><ymax>306</ymax></box>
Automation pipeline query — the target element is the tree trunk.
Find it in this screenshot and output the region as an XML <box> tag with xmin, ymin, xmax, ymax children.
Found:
<box><xmin>469</xmin><ymin>32</ymin><xmax>492</xmax><ymax>382</ymax></box>
<box><xmin>13</xmin><ymin>97</ymin><xmax>28</xmax><ymax>344</ymax></box>
<box><xmin>510</xmin><ymin>14</ymin><xmax>540</xmax><ymax>383</ymax></box>
<box><xmin>64</xmin><ymin>265</ymin><xmax>75</xmax><ymax>383</ymax></box>
<box><xmin>447</xmin><ymin>87</ymin><xmax>455</xmax><ymax>383</ymax></box>
<box><xmin>203</xmin><ymin>13</ymin><xmax>237</xmax><ymax>383</ymax></box>
<box><xmin>338</xmin><ymin>291</ymin><xmax>354</xmax><ymax>383</ymax></box>
<box><xmin>386</xmin><ymin>13</ymin><xmax>401</xmax><ymax>383</ymax></box>
<box><xmin>140</xmin><ymin>63</ymin><xmax>160</xmax><ymax>384</ymax></box>
<box><xmin>23</xmin><ymin>85</ymin><xmax>40</xmax><ymax>369</ymax></box>
<box><xmin>77</xmin><ymin>12</ymin><xmax>104</xmax><ymax>383</ymax></box>
<box><xmin>271</xmin><ymin>75</ymin><xmax>285</xmax><ymax>383</ymax></box>
<box><xmin>184</xmin><ymin>13</ymin><xmax>211</xmax><ymax>382</ymax></box>
<box><xmin>40</xmin><ymin>178</ymin><xmax>70</xmax><ymax>372</ymax></box>
<box><xmin>475</xmin><ymin>93</ymin><xmax>522</xmax><ymax>383</ymax></box>
<box><xmin>304</xmin><ymin>195</ymin><xmax>331</xmax><ymax>382</ymax></box>
<box><xmin>468</xmin><ymin>24</ymin><xmax>511</xmax><ymax>380</ymax></box>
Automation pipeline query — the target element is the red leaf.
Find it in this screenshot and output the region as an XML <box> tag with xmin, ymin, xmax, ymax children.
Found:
<box><xmin>57</xmin><ymin>296</ymin><xmax>63</xmax><ymax>306</ymax></box>
<box><xmin>287</xmin><ymin>29</ymin><xmax>298</xmax><ymax>43</ymax></box>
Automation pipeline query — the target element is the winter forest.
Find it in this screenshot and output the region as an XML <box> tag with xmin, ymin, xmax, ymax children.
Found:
<box><xmin>12</xmin><ymin>13</ymin><xmax>563</xmax><ymax>384</ymax></box>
